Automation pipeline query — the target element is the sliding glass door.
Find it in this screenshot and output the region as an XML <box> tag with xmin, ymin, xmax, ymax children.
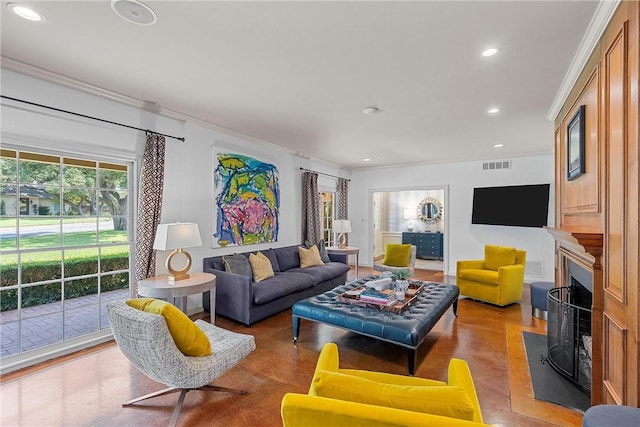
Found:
<box><xmin>0</xmin><ymin>148</ymin><xmax>132</xmax><ymax>360</ymax></box>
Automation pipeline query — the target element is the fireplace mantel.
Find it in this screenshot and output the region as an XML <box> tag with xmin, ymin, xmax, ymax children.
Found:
<box><xmin>544</xmin><ymin>226</ymin><xmax>603</xmax><ymax>270</ymax></box>
<box><xmin>545</xmin><ymin>226</ymin><xmax>604</xmax><ymax>404</ymax></box>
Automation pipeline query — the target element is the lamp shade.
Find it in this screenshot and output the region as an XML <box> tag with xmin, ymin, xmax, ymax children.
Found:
<box><xmin>333</xmin><ymin>219</ymin><xmax>352</xmax><ymax>233</ymax></box>
<box><xmin>153</xmin><ymin>223</ymin><xmax>203</xmax><ymax>250</ymax></box>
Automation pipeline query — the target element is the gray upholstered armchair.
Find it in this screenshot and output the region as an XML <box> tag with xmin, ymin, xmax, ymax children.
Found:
<box><xmin>373</xmin><ymin>244</ymin><xmax>417</xmax><ymax>274</ymax></box>
<box><xmin>107</xmin><ymin>301</ymin><xmax>256</xmax><ymax>427</ymax></box>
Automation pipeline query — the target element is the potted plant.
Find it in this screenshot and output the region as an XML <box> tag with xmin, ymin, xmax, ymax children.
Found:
<box><xmin>392</xmin><ymin>269</ymin><xmax>412</xmax><ymax>297</ymax></box>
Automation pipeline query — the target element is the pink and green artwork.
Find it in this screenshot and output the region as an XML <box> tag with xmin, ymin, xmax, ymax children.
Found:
<box><xmin>213</xmin><ymin>152</ymin><xmax>279</xmax><ymax>247</ymax></box>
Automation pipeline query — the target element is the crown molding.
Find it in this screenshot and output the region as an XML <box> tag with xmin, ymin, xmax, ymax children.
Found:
<box><xmin>0</xmin><ymin>57</ymin><xmax>301</xmax><ymax>156</ymax></box>
<box><xmin>547</xmin><ymin>0</ymin><xmax>620</xmax><ymax>121</ymax></box>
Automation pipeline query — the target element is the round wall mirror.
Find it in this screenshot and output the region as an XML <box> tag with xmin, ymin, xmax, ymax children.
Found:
<box><xmin>416</xmin><ymin>198</ymin><xmax>443</xmax><ymax>224</ymax></box>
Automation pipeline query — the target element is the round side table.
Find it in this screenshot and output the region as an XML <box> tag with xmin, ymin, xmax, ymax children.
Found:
<box><xmin>137</xmin><ymin>272</ymin><xmax>216</xmax><ymax>324</ymax></box>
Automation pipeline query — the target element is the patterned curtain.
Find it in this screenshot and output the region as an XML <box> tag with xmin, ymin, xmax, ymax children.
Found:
<box><xmin>336</xmin><ymin>177</ymin><xmax>349</xmax><ymax>244</ymax></box>
<box><xmin>302</xmin><ymin>171</ymin><xmax>321</xmax><ymax>244</ymax></box>
<box><xmin>135</xmin><ymin>132</ymin><xmax>166</xmax><ymax>282</ymax></box>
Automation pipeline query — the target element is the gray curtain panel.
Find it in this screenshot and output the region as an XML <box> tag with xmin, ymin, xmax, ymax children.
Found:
<box><xmin>336</xmin><ymin>177</ymin><xmax>349</xmax><ymax>244</ymax></box>
<box><xmin>302</xmin><ymin>171</ymin><xmax>321</xmax><ymax>245</ymax></box>
<box><xmin>135</xmin><ymin>132</ymin><xmax>166</xmax><ymax>282</ymax></box>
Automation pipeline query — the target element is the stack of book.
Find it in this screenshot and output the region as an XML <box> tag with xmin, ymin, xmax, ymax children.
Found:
<box><xmin>359</xmin><ymin>288</ymin><xmax>397</xmax><ymax>306</ymax></box>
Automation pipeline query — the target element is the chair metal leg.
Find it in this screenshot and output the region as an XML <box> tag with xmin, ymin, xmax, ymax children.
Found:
<box><xmin>123</xmin><ymin>383</ymin><xmax>247</xmax><ymax>427</ymax></box>
<box><xmin>122</xmin><ymin>387</ymin><xmax>181</xmax><ymax>406</ymax></box>
<box><xmin>168</xmin><ymin>389</ymin><xmax>189</xmax><ymax>427</ymax></box>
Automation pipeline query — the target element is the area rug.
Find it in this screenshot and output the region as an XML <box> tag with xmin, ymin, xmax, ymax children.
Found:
<box><xmin>523</xmin><ymin>332</ymin><xmax>590</xmax><ymax>412</ymax></box>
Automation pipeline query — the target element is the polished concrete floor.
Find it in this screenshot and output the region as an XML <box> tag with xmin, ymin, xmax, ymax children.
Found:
<box><xmin>0</xmin><ymin>266</ymin><xmax>583</xmax><ymax>426</ymax></box>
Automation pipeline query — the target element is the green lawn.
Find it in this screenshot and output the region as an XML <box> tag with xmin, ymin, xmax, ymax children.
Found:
<box><xmin>0</xmin><ymin>230</ymin><xmax>129</xmax><ymax>265</ymax></box>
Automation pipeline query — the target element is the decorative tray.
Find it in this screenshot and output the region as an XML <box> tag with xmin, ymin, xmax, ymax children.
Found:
<box><xmin>336</xmin><ymin>282</ymin><xmax>425</xmax><ymax>313</ymax></box>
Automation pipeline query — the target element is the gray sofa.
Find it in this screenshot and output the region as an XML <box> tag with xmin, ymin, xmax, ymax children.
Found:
<box><xmin>202</xmin><ymin>244</ymin><xmax>350</xmax><ymax>326</ymax></box>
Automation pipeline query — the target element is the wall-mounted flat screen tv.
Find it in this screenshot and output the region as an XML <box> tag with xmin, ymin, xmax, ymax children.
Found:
<box><xmin>472</xmin><ymin>184</ymin><xmax>550</xmax><ymax>228</ymax></box>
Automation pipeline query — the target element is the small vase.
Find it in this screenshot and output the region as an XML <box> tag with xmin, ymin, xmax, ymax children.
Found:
<box><xmin>395</xmin><ymin>280</ymin><xmax>409</xmax><ymax>300</ymax></box>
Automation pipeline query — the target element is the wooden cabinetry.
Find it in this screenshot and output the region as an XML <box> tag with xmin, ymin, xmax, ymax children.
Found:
<box><xmin>552</xmin><ymin>1</ymin><xmax>639</xmax><ymax>407</ymax></box>
<box><xmin>401</xmin><ymin>232</ymin><xmax>443</xmax><ymax>260</ymax></box>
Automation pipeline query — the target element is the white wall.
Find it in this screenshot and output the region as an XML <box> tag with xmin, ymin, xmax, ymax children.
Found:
<box><xmin>3</xmin><ymin>69</ymin><xmax>555</xmax><ymax>318</ymax></box>
<box><xmin>1</xmin><ymin>69</ymin><xmax>349</xmax><ymax>314</ymax></box>
<box><xmin>349</xmin><ymin>156</ymin><xmax>556</xmax><ymax>282</ymax></box>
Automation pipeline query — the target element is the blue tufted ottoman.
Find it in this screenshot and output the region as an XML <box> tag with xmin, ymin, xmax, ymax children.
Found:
<box><xmin>582</xmin><ymin>404</ymin><xmax>640</xmax><ymax>427</ymax></box>
<box><xmin>292</xmin><ymin>275</ymin><xmax>459</xmax><ymax>375</ymax></box>
<box><xmin>530</xmin><ymin>281</ymin><xmax>554</xmax><ymax>320</ymax></box>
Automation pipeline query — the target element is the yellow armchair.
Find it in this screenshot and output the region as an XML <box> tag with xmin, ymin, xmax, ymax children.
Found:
<box><xmin>281</xmin><ymin>343</ymin><xmax>487</xmax><ymax>427</ymax></box>
<box><xmin>456</xmin><ymin>245</ymin><xmax>526</xmax><ymax>306</ymax></box>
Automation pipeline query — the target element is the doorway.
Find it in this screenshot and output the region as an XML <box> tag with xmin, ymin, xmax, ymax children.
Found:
<box><xmin>371</xmin><ymin>186</ymin><xmax>447</xmax><ymax>272</ymax></box>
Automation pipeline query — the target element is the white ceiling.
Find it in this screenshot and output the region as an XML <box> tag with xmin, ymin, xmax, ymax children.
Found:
<box><xmin>1</xmin><ymin>1</ymin><xmax>600</xmax><ymax>170</ymax></box>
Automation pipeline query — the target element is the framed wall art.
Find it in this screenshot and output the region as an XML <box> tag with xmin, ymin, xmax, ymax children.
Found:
<box><xmin>212</xmin><ymin>150</ymin><xmax>279</xmax><ymax>247</ymax></box>
<box><xmin>567</xmin><ymin>105</ymin><xmax>585</xmax><ymax>181</ymax></box>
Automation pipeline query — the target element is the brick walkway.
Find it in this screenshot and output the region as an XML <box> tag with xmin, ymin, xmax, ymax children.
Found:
<box><xmin>0</xmin><ymin>288</ymin><xmax>129</xmax><ymax>357</ymax></box>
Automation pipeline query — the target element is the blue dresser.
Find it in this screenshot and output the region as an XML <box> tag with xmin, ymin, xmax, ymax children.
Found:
<box><xmin>402</xmin><ymin>232</ymin><xmax>443</xmax><ymax>260</ymax></box>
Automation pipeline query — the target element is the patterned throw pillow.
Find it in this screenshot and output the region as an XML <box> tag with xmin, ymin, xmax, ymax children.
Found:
<box><xmin>222</xmin><ymin>254</ymin><xmax>253</xmax><ymax>280</ymax></box>
<box><xmin>299</xmin><ymin>245</ymin><xmax>325</xmax><ymax>268</ymax></box>
<box><xmin>249</xmin><ymin>252</ymin><xmax>275</xmax><ymax>283</ymax></box>
<box><xmin>125</xmin><ymin>298</ymin><xmax>212</xmax><ymax>357</ymax></box>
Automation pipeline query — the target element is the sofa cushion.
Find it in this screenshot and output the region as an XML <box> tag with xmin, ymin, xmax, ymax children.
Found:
<box><xmin>253</xmin><ymin>272</ymin><xmax>315</xmax><ymax>305</ymax></box>
<box><xmin>125</xmin><ymin>298</ymin><xmax>212</xmax><ymax>357</ymax></box>
<box><xmin>275</xmin><ymin>245</ymin><xmax>301</xmax><ymax>271</ymax></box>
<box><xmin>317</xmin><ymin>240</ymin><xmax>332</xmax><ymax>263</ymax></box>
<box><xmin>222</xmin><ymin>254</ymin><xmax>252</xmax><ymax>279</ymax></box>
<box><xmin>210</xmin><ymin>256</ymin><xmax>225</xmax><ymax>271</ymax></box>
<box><xmin>484</xmin><ymin>245</ymin><xmax>516</xmax><ymax>271</ymax></box>
<box><xmin>263</xmin><ymin>248</ymin><xmax>281</xmax><ymax>272</ymax></box>
<box><xmin>305</xmin><ymin>240</ymin><xmax>332</xmax><ymax>264</ymax></box>
<box><xmin>299</xmin><ymin>245</ymin><xmax>325</xmax><ymax>268</ymax></box>
<box><xmin>287</xmin><ymin>262</ymin><xmax>350</xmax><ymax>285</ymax></box>
<box><xmin>459</xmin><ymin>269</ymin><xmax>499</xmax><ymax>286</ymax></box>
<box><xmin>382</xmin><ymin>244</ymin><xmax>412</xmax><ymax>267</ymax></box>
<box><xmin>249</xmin><ymin>252</ymin><xmax>275</xmax><ymax>283</ymax></box>
<box><xmin>312</xmin><ymin>370</ymin><xmax>475</xmax><ymax>421</ymax></box>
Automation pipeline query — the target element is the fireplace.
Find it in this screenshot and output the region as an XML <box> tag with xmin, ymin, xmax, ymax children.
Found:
<box><xmin>545</xmin><ymin>226</ymin><xmax>602</xmax><ymax>404</ymax></box>
<box><xmin>547</xmin><ymin>273</ymin><xmax>593</xmax><ymax>392</ymax></box>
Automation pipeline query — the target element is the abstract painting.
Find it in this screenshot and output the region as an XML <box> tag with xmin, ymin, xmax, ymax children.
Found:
<box><xmin>213</xmin><ymin>151</ymin><xmax>279</xmax><ymax>247</ymax></box>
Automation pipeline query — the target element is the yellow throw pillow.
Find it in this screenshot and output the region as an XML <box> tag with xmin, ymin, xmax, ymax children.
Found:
<box><xmin>312</xmin><ymin>370</ymin><xmax>475</xmax><ymax>421</ymax></box>
<box><xmin>299</xmin><ymin>245</ymin><xmax>324</xmax><ymax>268</ymax></box>
<box><xmin>249</xmin><ymin>252</ymin><xmax>275</xmax><ymax>283</ymax></box>
<box><xmin>125</xmin><ymin>298</ymin><xmax>212</xmax><ymax>357</ymax></box>
<box><xmin>483</xmin><ymin>245</ymin><xmax>517</xmax><ymax>271</ymax></box>
<box><xmin>382</xmin><ymin>243</ymin><xmax>412</xmax><ymax>267</ymax></box>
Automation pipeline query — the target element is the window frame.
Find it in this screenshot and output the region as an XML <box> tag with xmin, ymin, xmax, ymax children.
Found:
<box><xmin>0</xmin><ymin>141</ymin><xmax>136</xmax><ymax>374</ymax></box>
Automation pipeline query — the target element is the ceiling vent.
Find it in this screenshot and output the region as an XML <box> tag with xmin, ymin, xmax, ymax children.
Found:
<box><xmin>482</xmin><ymin>160</ymin><xmax>512</xmax><ymax>170</ymax></box>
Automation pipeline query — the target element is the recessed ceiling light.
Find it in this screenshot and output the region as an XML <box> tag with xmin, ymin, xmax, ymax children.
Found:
<box><xmin>482</xmin><ymin>48</ymin><xmax>499</xmax><ymax>57</ymax></box>
<box><xmin>363</xmin><ymin>106</ymin><xmax>381</xmax><ymax>115</ymax></box>
<box><xmin>363</xmin><ymin>158</ymin><xmax>371</xmax><ymax>162</ymax></box>
<box><xmin>7</xmin><ymin>3</ymin><xmax>46</xmax><ymax>22</ymax></box>
<box><xmin>488</xmin><ymin>107</ymin><xmax>500</xmax><ymax>114</ymax></box>
<box><xmin>493</xmin><ymin>144</ymin><xmax>505</xmax><ymax>148</ymax></box>
<box><xmin>111</xmin><ymin>0</ymin><xmax>157</xmax><ymax>25</ymax></box>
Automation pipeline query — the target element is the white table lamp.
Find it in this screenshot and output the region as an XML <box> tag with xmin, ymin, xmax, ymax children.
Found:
<box><xmin>153</xmin><ymin>222</ymin><xmax>203</xmax><ymax>283</ymax></box>
<box><xmin>333</xmin><ymin>219</ymin><xmax>352</xmax><ymax>248</ymax></box>
<box><xmin>404</xmin><ymin>209</ymin><xmax>416</xmax><ymax>232</ymax></box>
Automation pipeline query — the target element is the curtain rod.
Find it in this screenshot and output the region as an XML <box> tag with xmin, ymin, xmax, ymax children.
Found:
<box><xmin>300</xmin><ymin>167</ymin><xmax>350</xmax><ymax>181</ymax></box>
<box><xmin>1</xmin><ymin>95</ymin><xmax>186</xmax><ymax>142</ymax></box>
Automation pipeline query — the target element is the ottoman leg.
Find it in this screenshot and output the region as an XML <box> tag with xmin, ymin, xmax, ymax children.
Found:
<box><xmin>452</xmin><ymin>298</ymin><xmax>459</xmax><ymax>317</ymax></box>
<box><xmin>292</xmin><ymin>316</ymin><xmax>300</xmax><ymax>343</ymax></box>
<box><xmin>408</xmin><ymin>349</ymin><xmax>417</xmax><ymax>376</ymax></box>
